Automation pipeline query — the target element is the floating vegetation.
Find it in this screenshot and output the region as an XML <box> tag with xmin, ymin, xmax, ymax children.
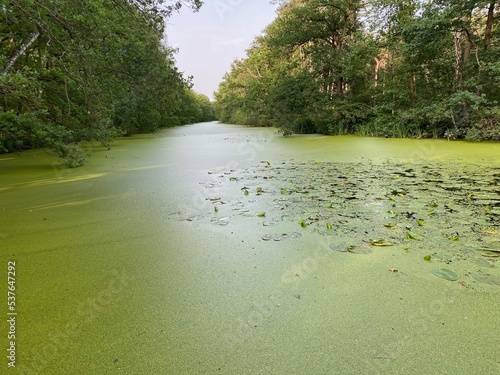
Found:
<box><xmin>470</xmin><ymin>272</ymin><xmax>500</xmax><ymax>286</ymax></box>
<box><xmin>261</xmin><ymin>232</ymin><xmax>302</xmax><ymax>241</ymax></box>
<box><xmin>432</xmin><ymin>268</ymin><xmax>459</xmax><ymax>281</ymax></box>
<box><xmin>348</xmin><ymin>246</ymin><xmax>373</xmax><ymax>255</ymax></box>
<box><xmin>369</xmin><ymin>239</ymin><xmax>393</xmax><ymax>247</ymax></box>
<box><xmin>329</xmin><ymin>243</ymin><xmax>348</xmax><ymax>252</ymax></box>
<box><xmin>184</xmin><ymin>159</ymin><xmax>500</xmax><ymax>288</ymax></box>
<box><xmin>407</xmin><ymin>231</ymin><xmax>424</xmax><ymax>240</ymax></box>
<box><xmin>212</xmin><ymin>217</ymin><xmax>231</xmax><ymax>226</ymax></box>
<box><xmin>416</xmin><ymin>219</ymin><xmax>426</xmax><ymax>226</ymax></box>
<box><xmin>261</xmin><ymin>234</ymin><xmax>284</xmax><ymax>241</ymax></box>
<box><xmin>262</xmin><ymin>221</ymin><xmax>278</xmax><ymax>227</ymax></box>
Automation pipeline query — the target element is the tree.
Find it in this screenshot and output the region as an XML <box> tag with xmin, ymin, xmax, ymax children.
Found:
<box><xmin>215</xmin><ymin>0</ymin><xmax>499</xmax><ymax>139</ymax></box>
<box><xmin>0</xmin><ymin>0</ymin><xmax>206</xmax><ymax>166</ymax></box>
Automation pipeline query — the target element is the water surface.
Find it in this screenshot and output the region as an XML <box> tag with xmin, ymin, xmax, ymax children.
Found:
<box><xmin>1</xmin><ymin>122</ymin><xmax>499</xmax><ymax>374</ymax></box>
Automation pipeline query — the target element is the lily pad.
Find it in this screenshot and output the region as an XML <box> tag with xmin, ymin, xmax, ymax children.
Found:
<box><xmin>329</xmin><ymin>243</ymin><xmax>348</xmax><ymax>252</ymax></box>
<box><xmin>262</xmin><ymin>221</ymin><xmax>278</xmax><ymax>227</ymax></box>
<box><xmin>407</xmin><ymin>231</ymin><xmax>424</xmax><ymax>240</ymax></box>
<box><xmin>287</xmin><ymin>232</ymin><xmax>302</xmax><ymax>239</ymax></box>
<box><xmin>431</xmin><ymin>268</ymin><xmax>459</xmax><ymax>281</ymax></box>
<box><xmin>370</xmin><ymin>239</ymin><xmax>393</xmax><ymax>247</ymax></box>
<box><xmin>261</xmin><ymin>234</ymin><xmax>285</xmax><ymax>241</ymax></box>
<box><xmin>470</xmin><ymin>258</ymin><xmax>493</xmax><ymax>267</ymax></box>
<box><xmin>479</xmin><ymin>250</ymin><xmax>500</xmax><ymax>258</ymax></box>
<box><xmin>348</xmin><ymin>246</ymin><xmax>373</xmax><ymax>255</ymax></box>
<box><xmin>470</xmin><ymin>273</ymin><xmax>500</xmax><ymax>285</ymax></box>
<box><xmin>213</xmin><ymin>217</ymin><xmax>231</xmax><ymax>226</ymax></box>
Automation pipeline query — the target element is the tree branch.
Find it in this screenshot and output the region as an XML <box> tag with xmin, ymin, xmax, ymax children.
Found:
<box><xmin>3</xmin><ymin>31</ymin><xmax>40</xmax><ymax>76</ymax></box>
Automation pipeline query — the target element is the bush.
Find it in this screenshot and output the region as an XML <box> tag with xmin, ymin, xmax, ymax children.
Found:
<box><xmin>465</xmin><ymin>108</ymin><xmax>500</xmax><ymax>141</ymax></box>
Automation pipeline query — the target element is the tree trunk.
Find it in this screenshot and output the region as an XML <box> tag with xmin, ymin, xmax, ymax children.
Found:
<box><xmin>454</xmin><ymin>31</ymin><xmax>463</xmax><ymax>89</ymax></box>
<box><xmin>484</xmin><ymin>2</ymin><xmax>495</xmax><ymax>50</ymax></box>
<box><xmin>2</xmin><ymin>31</ymin><xmax>40</xmax><ymax>76</ymax></box>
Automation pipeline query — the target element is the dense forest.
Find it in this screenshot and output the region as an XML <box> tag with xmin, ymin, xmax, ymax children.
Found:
<box><xmin>214</xmin><ymin>0</ymin><xmax>499</xmax><ymax>140</ymax></box>
<box><xmin>0</xmin><ymin>0</ymin><xmax>215</xmax><ymax>166</ymax></box>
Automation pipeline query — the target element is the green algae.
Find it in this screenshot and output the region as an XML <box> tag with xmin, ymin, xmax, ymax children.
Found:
<box><xmin>2</xmin><ymin>123</ymin><xmax>500</xmax><ymax>374</ymax></box>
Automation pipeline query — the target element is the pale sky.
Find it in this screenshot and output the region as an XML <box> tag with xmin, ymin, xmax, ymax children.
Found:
<box><xmin>166</xmin><ymin>1</ymin><xmax>279</xmax><ymax>100</ymax></box>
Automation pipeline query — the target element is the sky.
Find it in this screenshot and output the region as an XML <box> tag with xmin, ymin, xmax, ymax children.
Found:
<box><xmin>166</xmin><ymin>1</ymin><xmax>279</xmax><ymax>100</ymax></box>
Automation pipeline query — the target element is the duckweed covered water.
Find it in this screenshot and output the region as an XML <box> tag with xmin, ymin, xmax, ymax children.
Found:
<box><xmin>180</xmin><ymin>159</ymin><xmax>500</xmax><ymax>288</ymax></box>
<box><xmin>1</xmin><ymin>122</ymin><xmax>500</xmax><ymax>374</ymax></box>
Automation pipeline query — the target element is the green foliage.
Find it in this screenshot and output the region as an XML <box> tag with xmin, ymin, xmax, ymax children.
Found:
<box><xmin>0</xmin><ymin>0</ymin><xmax>209</xmax><ymax>166</ymax></box>
<box><xmin>214</xmin><ymin>0</ymin><xmax>500</xmax><ymax>140</ymax></box>
<box><xmin>53</xmin><ymin>143</ymin><xmax>87</xmax><ymax>168</ymax></box>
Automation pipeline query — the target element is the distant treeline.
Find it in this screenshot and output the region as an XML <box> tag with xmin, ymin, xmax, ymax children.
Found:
<box><xmin>0</xmin><ymin>0</ymin><xmax>215</xmax><ymax>166</ymax></box>
<box><xmin>214</xmin><ymin>0</ymin><xmax>499</xmax><ymax>140</ymax></box>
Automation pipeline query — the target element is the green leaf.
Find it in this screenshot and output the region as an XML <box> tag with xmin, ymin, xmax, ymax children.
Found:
<box><xmin>214</xmin><ymin>206</ymin><xmax>219</xmax><ymax>213</ymax></box>
<box><xmin>423</xmin><ymin>255</ymin><xmax>432</xmax><ymax>261</ymax></box>
<box><xmin>431</xmin><ymin>268</ymin><xmax>459</xmax><ymax>281</ymax></box>
<box><xmin>416</xmin><ymin>219</ymin><xmax>425</xmax><ymax>226</ymax></box>
<box><xmin>326</xmin><ymin>222</ymin><xmax>333</xmax><ymax>230</ymax></box>
<box><xmin>257</xmin><ymin>212</ymin><xmax>266</xmax><ymax>217</ymax></box>
<box><xmin>407</xmin><ymin>231</ymin><xmax>424</xmax><ymax>240</ymax></box>
<box><xmin>298</xmin><ymin>220</ymin><xmax>307</xmax><ymax>228</ymax></box>
<box><xmin>370</xmin><ymin>239</ymin><xmax>393</xmax><ymax>247</ymax></box>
